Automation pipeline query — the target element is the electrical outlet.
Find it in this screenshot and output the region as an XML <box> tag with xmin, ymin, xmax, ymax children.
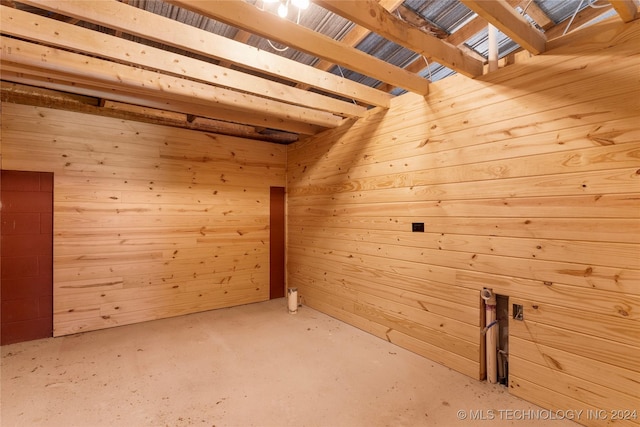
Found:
<box><xmin>513</xmin><ymin>304</ymin><xmax>524</xmax><ymax>321</ymax></box>
<box><xmin>412</xmin><ymin>222</ymin><xmax>424</xmax><ymax>232</ymax></box>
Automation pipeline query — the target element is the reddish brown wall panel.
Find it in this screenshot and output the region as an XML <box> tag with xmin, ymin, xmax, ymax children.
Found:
<box><xmin>270</xmin><ymin>186</ymin><xmax>286</xmax><ymax>299</ymax></box>
<box><xmin>1</xmin><ymin>170</ymin><xmax>53</xmax><ymax>345</ymax></box>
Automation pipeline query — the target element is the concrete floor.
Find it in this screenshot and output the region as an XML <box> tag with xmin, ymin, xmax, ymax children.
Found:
<box><xmin>1</xmin><ymin>299</ymin><xmax>579</xmax><ymax>427</ymax></box>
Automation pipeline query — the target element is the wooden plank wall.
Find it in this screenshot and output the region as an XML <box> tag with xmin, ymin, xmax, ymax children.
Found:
<box><xmin>1</xmin><ymin>104</ymin><xmax>286</xmax><ymax>336</ymax></box>
<box><xmin>287</xmin><ymin>18</ymin><xmax>640</xmax><ymax>426</ymax></box>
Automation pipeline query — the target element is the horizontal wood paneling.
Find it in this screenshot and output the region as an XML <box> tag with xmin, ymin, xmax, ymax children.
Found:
<box><xmin>288</xmin><ymin>266</ymin><xmax>479</xmax><ymax>325</ymax></box>
<box><xmin>1</xmin><ymin>102</ymin><xmax>285</xmax><ymax>336</ymax></box>
<box><xmin>289</xmin><ymin>137</ymin><xmax>640</xmax><ymax>190</ymax></box>
<box><xmin>510</xmin><ymin>297</ymin><xmax>638</xmax><ymax>345</ymax></box>
<box><xmin>289</xmin><ymin>232</ymin><xmax>639</xmax><ymax>293</ymax></box>
<box><xmin>509</xmin><ymin>336</ymin><xmax>640</xmax><ymax>398</ymax></box>
<box><xmin>290</xmin><ymin>225</ymin><xmax>638</xmax><ymax>269</ymax></box>
<box><xmin>456</xmin><ymin>271</ymin><xmax>640</xmax><ymax>321</ymax></box>
<box><xmin>287</xmin><ymin>193</ymin><xmax>640</xmax><ymax>218</ymax></box>
<box><xmin>509</xmin><ymin>375</ymin><xmax>639</xmax><ymax>427</ymax></box>
<box><xmin>287</xmin><ymin>17</ymin><xmax>640</xmax><ymax>425</ymax></box>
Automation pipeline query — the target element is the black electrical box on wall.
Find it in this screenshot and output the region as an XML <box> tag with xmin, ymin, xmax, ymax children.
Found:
<box><xmin>412</xmin><ymin>222</ymin><xmax>424</xmax><ymax>232</ymax></box>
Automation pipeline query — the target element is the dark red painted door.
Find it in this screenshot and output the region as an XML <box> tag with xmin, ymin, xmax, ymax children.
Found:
<box><xmin>269</xmin><ymin>187</ymin><xmax>285</xmax><ymax>299</ymax></box>
<box><xmin>1</xmin><ymin>170</ymin><xmax>53</xmax><ymax>345</ymax></box>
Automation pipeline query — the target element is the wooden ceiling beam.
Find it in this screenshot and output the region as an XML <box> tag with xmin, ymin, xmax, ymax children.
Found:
<box><xmin>376</xmin><ymin>16</ymin><xmax>488</xmax><ymax>93</ymax></box>
<box><xmin>187</xmin><ymin>116</ymin><xmax>298</xmax><ymax>144</ymax></box>
<box><xmin>218</xmin><ymin>30</ymin><xmax>252</xmax><ymax>69</ymax></box>
<box><xmin>544</xmin><ymin>2</ymin><xmax>613</xmax><ymax>39</ymax></box>
<box><xmin>447</xmin><ymin>15</ymin><xmax>489</xmax><ymax>46</ymax></box>
<box><xmin>396</xmin><ymin>5</ymin><xmax>449</xmax><ymax>39</ymax></box>
<box><xmin>506</xmin><ymin>0</ymin><xmax>554</xmax><ymax>29</ymax></box>
<box><xmin>1</xmin><ymin>80</ymin><xmax>100</xmax><ymax>108</ymax></box>
<box><xmin>17</xmin><ymin>0</ymin><xmax>391</xmax><ymax>108</ymax></box>
<box><xmin>460</xmin><ymin>0</ymin><xmax>547</xmax><ymax>54</ymax></box>
<box><xmin>296</xmin><ymin>0</ymin><xmax>404</xmax><ymax>91</ymax></box>
<box><xmin>0</xmin><ymin>6</ymin><xmax>364</xmax><ymax>119</ymax></box>
<box><xmin>101</xmin><ymin>101</ymin><xmax>188</xmax><ymax>123</ymax></box>
<box><xmin>314</xmin><ymin>0</ymin><xmax>484</xmax><ymax>78</ymax></box>
<box><xmin>167</xmin><ymin>0</ymin><xmax>430</xmax><ymax>95</ymax></box>
<box><xmin>1</xmin><ymin>69</ymin><xmax>324</xmax><ymax>136</ymax></box>
<box><xmin>610</xmin><ymin>0</ymin><xmax>639</xmax><ymax>23</ymax></box>
<box><xmin>0</xmin><ymin>82</ymin><xmax>298</xmax><ymax>143</ymax></box>
<box><xmin>0</xmin><ymin>37</ymin><xmax>343</xmax><ymax>129</ymax></box>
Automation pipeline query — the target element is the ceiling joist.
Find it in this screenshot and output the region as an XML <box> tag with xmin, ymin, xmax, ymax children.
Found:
<box><xmin>296</xmin><ymin>0</ymin><xmax>405</xmax><ymax>91</ymax></box>
<box><xmin>376</xmin><ymin>15</ymin><xmax>488</xmax><ymax>92</ymax></box>
<box><xmin>314</xmin><ymin>0</ymin><xmax>484</xmax><ymax>78</ymax></box>
<box><xmin>0</xmin><ymin>6</ymin><xmax>365</xmax><ymax>119</ymax></box>
<box><xmin>218</xmin><ymin>29</ymin><xmax>252</xmax><ymax>68</ymax></box>
<box><xmin>543</xmin><ymin>2</ymin><xmax>613</xmax><ymax>40</ymax></box>
<box><xmin>460</xmin><ymin>0</ymin><xmax>547</xmax><ymax>55</ymax></box>
<box><xmin>0</xmin><ymin>81</ymin><xmax>299</xmax><ymax>144</ymax></box>
<box><xmin>610</xmin><ymin>0</ymin><xmax>640</xmax><ymax>23</ymax></box>
<box><xmin>0</xmin><ymin>37</ymin><xmax>343</xmax><ymax>130</ymax></box>
<box><xmin>166</xmin><ymin>0</ymin><xmax>431</xmax><ymax>95</ymax></box>
<box><xmin>396</xmin><ymin>5</ymin><xmax>449</xmax><ymax>39</ymax></box>
<box><xmin>1</xmin><ymin>68</ymin><xmax>325</xmax><ymax>136</ymax></box>
<box><xmin>2</xmin><ymin>0</ymin><xmax>637</xmax><ymax>143</ymax></box>
<box><xmin>17</xmin><ymin>0</ymin><xmax>392</xmax><ymax>109</ymax></box>
<box><xmin>506</xmin><ymin>0</ymin><xmax>554</xmax><ymax>29</ymax></box>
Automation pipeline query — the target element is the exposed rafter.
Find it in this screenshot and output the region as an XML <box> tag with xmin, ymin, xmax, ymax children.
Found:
<box><xmin>544</xmin><ymin>2</ymin><xmax>613</xmax><ymax>39</ymax></box>
<box><xmin>296</xmin><ymin>0</ymin><xmax>405</xmax><ymax>91</ymax></box>
<box><xmin>0</xmin><ymin>37</ymin><xmax>344</xmax><ymax>130</ymax></box>
<box><xmin>218</xmin><ymin>30</ymin><xmax>252</xmax><ymax>69</ymax></box>
<box><xmin>610</xmin><ymin>0</ymin><xmax>639</xmax><ymax>23</ymax></box>
<box><xmin>447</xmin><ymin>15</ymin><xmax>489</xmax><ymax>46</ymax></box>
<box><xmin>1</xmin><ymin>0</ymin><xmax>637</xmax><ymax>143</ymax></box>
<box><xmin>0</xmin><ymin>81</ymin><xmax>299</xmax><ymax>143</ymax></box>
<box><xmin>1</xmin><ymin>68</ymin><xmax>324</xmax><ymax>136</ymax></box>
<box><xmin>506</xmin><ymin>0</ymin><xmax>554</xmax><ymax>30</ymax></box>
<box><xmin>396</xmin><ymin>5</ymin><xmax>449</xmax><ymax>39</ymax></box>
<box><xmin>314</xmin><ymin>0</ymin><xmax>484</xmax><ymax>78</ymax></box>
<box><xmin>0</xmin><ymin>6</ymin><xmax>364</xmax><ymax>119</ymax></box>
<box><xmin>166</xmin><ymin>0</ymin><xmax>431</xmax><ymax>95</ymax></box>
<box><xmin>17</xmin><ymin>0</ymin><xmax>391</xmax><ymax>109</ymax></box>
<box><xmin>460</xmin><ymin>0</ymin><xmax>547</xmax><ymax>55</ymax></box>
<box><xmin>376</xmin><ymin>15</ymin><xmax>488</xmax><ymax>93</ymax></box>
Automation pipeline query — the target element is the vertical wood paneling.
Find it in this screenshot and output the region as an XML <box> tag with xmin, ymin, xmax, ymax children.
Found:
<box><xmin>1</xmin><ymin>104</ymin><xmax>286</xmax><ymax>336</ymax></box>
<box><xmin>287</xmin><ymin>17</ymin><xmax>640</xmax><ymax>424</ymax></box>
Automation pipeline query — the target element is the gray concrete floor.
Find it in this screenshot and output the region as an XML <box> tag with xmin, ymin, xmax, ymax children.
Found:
<box><xmin>1</xmin><ymin>299</ymin><xmax>579</xmax><ymax>427</ymax></box>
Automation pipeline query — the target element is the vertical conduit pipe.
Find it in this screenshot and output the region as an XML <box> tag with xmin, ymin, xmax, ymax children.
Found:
<box><xmin>481</xmin><ymin>288</ymin><xmax>498</xmax><ymax>383</ymax></box>
<box><xmin>488</xmin><ymin>24</ymin><xmax>499</xmax><ymax>72</ymax></box>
